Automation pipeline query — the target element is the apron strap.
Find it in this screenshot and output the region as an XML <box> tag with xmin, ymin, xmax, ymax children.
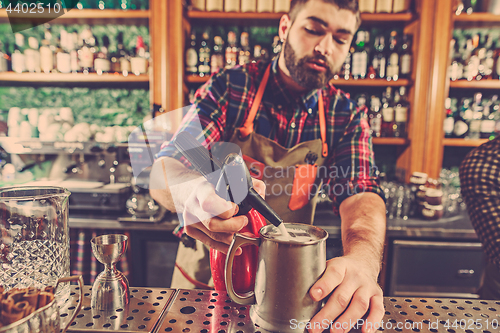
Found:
<box><xmin>239</xmin><ymin>65</ymin><xmax>271</xmax><ymax>138</ymax></box>
<box><xmin>239</xmin><ymin>64</ymin><xmax>328</xmax><ymax>158</ymax></box>
<box><xmin>318</xmin><ymin>91</ymin><xmax>328</xmax><ymax>157</ymax></box>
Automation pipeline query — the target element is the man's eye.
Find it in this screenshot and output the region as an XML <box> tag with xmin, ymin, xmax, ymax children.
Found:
<box><xmin>334</xmin><ymin>38</ymin><xmax>347</xmax><ymax>45</ymax></box>
<box><xmin>305</xmin><ymin>28</ymin><xmax>322</xmax><ymax>36</ymax></box>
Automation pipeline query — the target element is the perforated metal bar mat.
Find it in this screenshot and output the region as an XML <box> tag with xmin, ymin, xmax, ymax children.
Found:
<box><xmin>59</xmin><ymin>285</ymin><xmax>176</xmax><ymax>333</ymax></box>
<box><xmin>155</xmin><ymin>291</ymin><xmax>500</xmax><ymax>333</ymax></box>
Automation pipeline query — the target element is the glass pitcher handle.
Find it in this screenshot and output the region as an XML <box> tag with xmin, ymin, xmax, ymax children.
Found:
<box><xmin>225</xmin><ymin>233</ymin><xmax>260</xmax><ymax>305</ymax></box>
<box><xmin>55</xmin><ymin>275</ymin><xmax>84</xmax><ymax>333</ymax></box>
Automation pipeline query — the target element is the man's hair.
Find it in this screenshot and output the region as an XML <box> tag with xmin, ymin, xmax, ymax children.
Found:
<box><xmin>289</xmin><ymin>0</ymin><xmax>361</xmax><ymax>28</ymax></box>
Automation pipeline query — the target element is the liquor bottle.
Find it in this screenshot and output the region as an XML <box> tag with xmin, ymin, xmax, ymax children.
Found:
<box><xmin>351</xmin><ymin>30</ymin><xmax>369</xmax><ymax>80</ymax></box>
<box><xmin>24</xmin><ymin>36</ymin><xmax>41</xmax><ymax>73</ymax></box>
<box><xmin>386</xmin><ymin>30</ymin><xmax>399</xmax><ymax>81</ymax></box>
<box><xmin>241</xmin><ymin>0</ymin><xmax>256</xmax><ymax>12</ymax></box>
<box><xmin>368</xmin><ymin>95</ymin><xmax>382</xmax><ymax>137</ymax></box>
<box><xmin>376</xmin><ymin>0</ymin><xmax>393</xmax><ymax>13</ymax></box>
<box><xmin>225</xmin><ymin>31</ymin><xmax>239</xmax><ymax>69</ymax></box>
<box><xmin>191</xmin><ymin>0</ymin><xmax>206</xmax><ymax>11</ymax></box>
<box><xmin>257</xmin><ymin>0</ymin><xmax>273</xmax><ymax>12</ymax></box>
<box><xmin>56</xmin><ymin>29</ymin><xmax>71</xmax><ymax>74</ymax></box>
<box><xmin>252</xmin><ymin>45</ymin><xmax>262</xmax><ymax>63</ymax></box>
<box><xmin>480</xmin><ymin>98</ymin><xmax>496</xmax><ymax>139</ymax></box>
<box><xmin>399</xmin><ymin>34</ymin><xmax>412</xmax><ymax>79</ymax></box>
<box><xmin>443</xmin><ymin>98</ymin><xmax>455</xmax><ymax>138</ymax></box>
<box><xmin>465</xmin><ymin>33</ymin><xmax>481</xmax><ymax>81</ymax></box>
<box><xmin>239</xmin><ymin>32</ymin><xmax>251</xmax><ymax>65</ymax></box>
<box><xmin>274</xmin><ymin>0</ymin><xmax>290</xmax><ymax>12</ymax></box>
<box><xmin>79</xmin><ymin>27</ymin><xmax>96</xmax><ymax>74</ymax></box>
<box><xmin>468</xmin><ymin>92</ymin><xmax>483</xmax><ymax>139</ymax></box>
<box><xmin>69</xmin><ymin>29</ymin><xmax>80</xmax><ymax>73</ymax></box>
<box><xmin>448</xmin><ymin>38</ymin><xmax>464</xmax><ymax>81</ymax></box>
<box><xmin>206</xmin><ymin>0</ymin><xmax>223</xmax><ymax>11</ymax></box>
<box><xmin>39</xmin><ymin>28</ymin><xmax>53</xmax><ymax>74</ymax></box>
<box><xmin>211</xmin><ymin>35</ymin><xmax>224</xmax><ymax>73</ymax></box>
<box><xmin>358</xmin><ymin>0</ymin><xmax>376</xmax><ymax>13</ymax></box>
<box><xmin>464</xmin><ymin>0</ymin><xmax>478</xmax><ymax>14</ymax></box>
<box><xmin>454</xmin><ymin>98</ymin><xmax>470</xmax><ymax>138</ymax></box>
<box><xmin>186</xmin><ymin>32</ymin><xmax>198</xmax><ymax>76</ymax></box>
<box><xmin>338</xmin><ymin>47</ymin><xmax>352</xmax><ymax>80</ymax></box>
<box><xmin>271</xmin><ymin>36</ymin><xmax>282</xmax><ymax>59</ymax></box>
<box><xmin>12</xmin><ymin>33</ymin><xmax>26</xmax><ymax>74</ymax></box>
<box><xmin>393</xmin><ymin>86</ymin><xmax>409</xmax><ymax>138</ymax></box>
<box><xmin>130</xmin><ymin>35</ymin><xmax>148</xmax><ymax>75</ymax></box>
<box><xmin>479</xmin><ymin>34</ymin><xmax>494</xmax><ymax>80</ymax></box>
<box><xmin>198</xmin><ymin>31</ymin><xmax>211</xmax><ymax>77</ymax></box>
<box><xmin>0</xmin><ymin>41</ymin><xmax>8</xmax><ymax>72</ymax></box>
<box><xmin>97</xmin><ymin>0</ymin><xmax>114</xmax><ymax>9</ymax></box>
<box><xmin>370</xmin><ymin>34</ymin><xmax>386</xmax><ymax>79</ymax></box>
<box><xmin>380</xmin><ymin>87</ymin><xmax>394</xmax><ymax>137</ymax></box>
<box><xmin>94</xmin><ymin>36</ymin><xmax>111</xmax><ymax>75</ymax></box>
<box><xmin>393</xmin><ymin>0</ymin><xmax>411</xmax><ymax>13</ymax></box>
<box><xmin>225</xmin><ymin>0</ymin><xmax>240</xmax><ymax>12</ymax></box>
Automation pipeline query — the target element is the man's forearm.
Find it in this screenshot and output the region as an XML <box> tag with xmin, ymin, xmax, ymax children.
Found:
<box><xmin>339</xmin><ymin>192</ymin><xmax>386</xmax><ymax>276</ymax></box>
<box><xmin>149</xmin><ymin>157</ymin><xmax>202</xmax><ymax>213</ymax></box>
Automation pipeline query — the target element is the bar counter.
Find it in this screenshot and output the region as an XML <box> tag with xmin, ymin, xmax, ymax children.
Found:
<box><xmin>60</xmin><ymin>285</ymin><xmax>500</xmax><ymax>333</ymax></box>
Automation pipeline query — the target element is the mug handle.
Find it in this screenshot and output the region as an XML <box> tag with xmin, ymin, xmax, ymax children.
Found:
<box><xmin>55</xmin><ymin>275</ymin><xmax>84</xmax><ymax>333</ymax></box>
<box><xmin>225</xmin><ymin>233</ymin><xmax>261</xmax><ymax>305</ymax></box>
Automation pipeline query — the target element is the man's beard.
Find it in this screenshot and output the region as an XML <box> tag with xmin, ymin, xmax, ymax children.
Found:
<box><xmin>283</xmin><ymin>40</ymin><xmax>338</xmax><ymax>90</ymax></box>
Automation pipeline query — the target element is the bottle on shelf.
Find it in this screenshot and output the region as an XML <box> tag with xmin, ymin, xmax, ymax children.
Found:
<box><xmin>94</xmin><ymin>36</ymin><xmax>111</xmax><ymax>75</ymax></box>
<box><xmin>448</xmin><ymin>38</ymin><xmax>463</xmax><ymax>81</ymax></box>
<box><xmin>368</xmin><ymin>95</ymin><xmax>382</xmax><ymax>137</ymax></box>
<box><xmin>480</xmin><ymin>96</ymin><xmax>496</xmax><ymax>139</ymax></box>
<box><xmin>351</xmin><ymin>30</ymin><xmax>369</xmax><ymax>80</ymax></box>
<box><xmin>358</xmin><ymin>0</ymin><xmax>376</xmax><ymax>13</ymax></box>
<box><xmin>116</xmin><ymin>31</ymin><xmax>131</xmax><ymax>76</ymax></box>
<box><xmin>12</xmin><ymin>33</ymin><xmax>26</xmax><ymax>74</ymax></box>
<box><xmin>468</xmin><ymin>92</ymin><xmax>483</xmax><ymax>139</ymax></box>
<box><xmin>56</xmin><ymin>29</ymin><xmax>71</xmax><ymax>74</ymax></box>
<box><xmin>271</xmin><ymin>36</ymin><xmax>282</xmax><ymax>59</ymax></box>
<box><xmin>186</xmin><ymin>32</ymin><xmax>198</xmax><ymax>76</ymax></box>
<box><xmin>399</xmin><ymin>34</ymin><xmax>412</xmax><ymax>79</ymax></box>
<box><xmin>79</xmin><ymin>27</ymin><xmax>96</xmax><ymax>74</ymax></box>
<box><xmin>24</xmin><ymin>36</ymin><xmax>41</xmax><ymax>74</ymax></box>
<box><xmin>252</xmin><ymin>45</ymin><xmax>262</xmax><ymax>63</ymax></box>
<box><xmin>97</xmin><ymin>0</ymin><xmax>114</xmax><ymax>10</ymax></box>
<box><xmin>274</xmin><ymin>0</ymin><xmax>290</xmax><ymax>13</ymax></box>
<box><xmin>0</xmin><ymin>41</ymin><xmax>8</xmax><ymax>72</ymax></box>
<box><xmin>225</xmin><ymin>31</ymin><xmax>239</xmax><ymax>69</ymax></box>
<box><xmin>386</xmin><ymin>30</ymin><xmax>400</xmax><ymax>81</ymax></box>
<box><xmin>393</xmin><ymin>86</ymin><xmax>409</xmax><ymax>138</ymax></box>
<box><xmin>257</xmin><ymin>0</ymin><xmax>273</xmax><ymax>12</ymax></box>
<box><xmin>443</xmin><ymin>97</ymin><xmax>455</xmax><ymax>138</ymax></box>
<box><xmin>225</xmin><ymin>0</ymin><xmax>240</xmax><ymax>12</ymax></box>
<box><xmin>191</xmin><ymin>0</ymin><xmax>206</xmax><ymax>11</ymax></box>
<box><xmin>40</xmin><ymin>28</ymin><xmax>54</xmax><ymax>74</ymax></box>
<box><xmin>337</xmin><ymin>47</ymin><xmax>352</xmax><ymax>80</ymax></box>
<box><xmin>69</xmin><ymin>29</ymin><xmax>80</xmax><ymax>74</ymax></box>
<box><xmin>130</xmin><ymin>35</ymin><xmax>148</xmax><ymax>75</ymax></box>
<box><xmin>454</xmin><ymin>98</ymin><xmax>470</xmax><ymax>139</ymax></box>
<box><xmin>206</xmin><ymin>0</ymin><xmax>223</xmax><ymax>11</ymax></box>
<box><xmin>376</xmin><ymin>0</ymin><xmax>393</xmax><ymax>13</ymax></box>
<box><xmin>198</xmin><ymin>31</ymin><xmax>211</xmax><ymax>77</ymax></box>
<box><xmin>381</xmin><ymin>87</ymin><xmax>394</xmax><ymax>137</ymax></box>
<box><xmin>370</xmin><ymin>34</ymin><xmax>387</xmax><ymax>79</ymax></box>
<box><xmin>239</xmin><ymin>32</ymin><xmax>251</xmax><ymax>66</ymax></box>
<box><xmin>241</xmin><ymin>0</ymin><xmax>256</xmax><ymax>12</ymax></box>
<box><xmin>393</xmin><ymin>0</ymin><xmax>411</xmax><ymax>13</ymax></box>
<box><xmin>211</xmin><ymin>35</ymin><xmax>225</xmax><ymax>73</ymax></box>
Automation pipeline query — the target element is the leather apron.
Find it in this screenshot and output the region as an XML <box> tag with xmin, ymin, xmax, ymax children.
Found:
<box><xmin>171</xmin><ymin>65</ymin><xmax>329</xmax><ymax>288</ymax></box>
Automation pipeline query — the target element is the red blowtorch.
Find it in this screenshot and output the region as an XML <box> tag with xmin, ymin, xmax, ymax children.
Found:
<box><xmin>174</xmin><ymin>132</ymin><xmax>283</xmax><ymax>293</ymax></box>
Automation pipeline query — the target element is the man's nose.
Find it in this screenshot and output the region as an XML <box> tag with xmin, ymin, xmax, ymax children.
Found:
<box><xmin>315</xmin><ymin>35</ymin><xmax>334</xmax><ymax>56</ymax></box>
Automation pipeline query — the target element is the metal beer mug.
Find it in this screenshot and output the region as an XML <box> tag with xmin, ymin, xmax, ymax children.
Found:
<box><xmin>225</xmin><ymin>223</ymin><xmax>328</xmax><ymax>333</ymax></box>
<box><xmin>0</xmin><ymin>187</ymin><xmax>71</xmax><ymax>300</ymax></box>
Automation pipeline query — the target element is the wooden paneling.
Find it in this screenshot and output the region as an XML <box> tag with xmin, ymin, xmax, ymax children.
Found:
<box><xmin>423</xmin><ymin>0</ymin><xmax>454</xmax><ymax>179</ymax></box>
<box><xmin>0</xmin><ymin>72</ymin><xmax>149</xmax><ymax>83</ymax></box>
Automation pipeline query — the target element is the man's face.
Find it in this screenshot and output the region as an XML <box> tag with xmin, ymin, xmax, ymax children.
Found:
<box><xmin>281</xmin><ymin>0</ymin><xmax>357</xmax><ymax>89</ymax></box>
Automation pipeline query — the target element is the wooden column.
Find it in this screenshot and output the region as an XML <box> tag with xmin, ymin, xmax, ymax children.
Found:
<box><xmin>422</xmin><ymin>0</ymin><xmax>454</xmax><ymax>178</ymax></box>
<box><xmin>150</xmin><ymin>0</ymin><xmax>168</xmax><ymax>113</ymax></box>
<box><xmin>395</xmin><ymin>0</ymin><xmax>436</xmax><ymax>182</ymax></box>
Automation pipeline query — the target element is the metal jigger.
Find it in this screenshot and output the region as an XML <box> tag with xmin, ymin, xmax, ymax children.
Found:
<box><xmin>91</xmin><ymin>234</ymin><xmax>130</xmax><ymax>312</ymax></box>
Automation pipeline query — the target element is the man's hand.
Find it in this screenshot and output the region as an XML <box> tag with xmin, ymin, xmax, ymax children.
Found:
<box><xmin>150</xmin><ymin>157</ymin><xmax>266</xmax><ymax>254</ymax></box>
<box><xmin>308</xmin><ymin>256</ymin><xmax>384</xmax><ymax>333</ymax></box>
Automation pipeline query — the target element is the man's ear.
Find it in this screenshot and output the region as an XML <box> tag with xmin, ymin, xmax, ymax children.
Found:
<box><xmin>279</xmin><ymin>14</ymin><xmax>291</xmax><ymax>42</ymax></box>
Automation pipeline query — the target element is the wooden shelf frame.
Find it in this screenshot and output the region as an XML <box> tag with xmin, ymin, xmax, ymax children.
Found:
<box><xmin>187</xmin><ymin>10</ymin><xmax>414</xmax><ymax>22</ymax></box>
<box><xmin>454</xmin><ymin>12</ymin><xmax>500</xmax><ymax>22</ymax></box>
<box><xmin>443</xmin><ymin>138</ymin><xmax>489</xmax><ymax>147</ymax></box>
<box><xmin>449</xmin><ymin>80</ymin><xmax>500</xmax><ymax>89</ymax></box>
<box><xmin>0</xmin><ymin>72</ymin><xmax>150</xmax><ymax>83</ymax></box>
<box><xmin>373</xmin><ymin>138</ymin><xmax>409</xmax><ymax>146</ymax></box>
<box><xmin>0</xmin><ymin>8</ymin><xmax>150</xmax><ymax>19</ymax></box>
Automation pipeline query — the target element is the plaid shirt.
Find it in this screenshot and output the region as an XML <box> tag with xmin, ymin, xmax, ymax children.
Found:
<box><xmin>460</xmin><ymin>137</ymin><xmax>500</xmax><ymax>269</ymax></box>
<box><xmin>158</xmin><ymin>57</ymin><xmax>384</xmax><ymax>212</ymax></box>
